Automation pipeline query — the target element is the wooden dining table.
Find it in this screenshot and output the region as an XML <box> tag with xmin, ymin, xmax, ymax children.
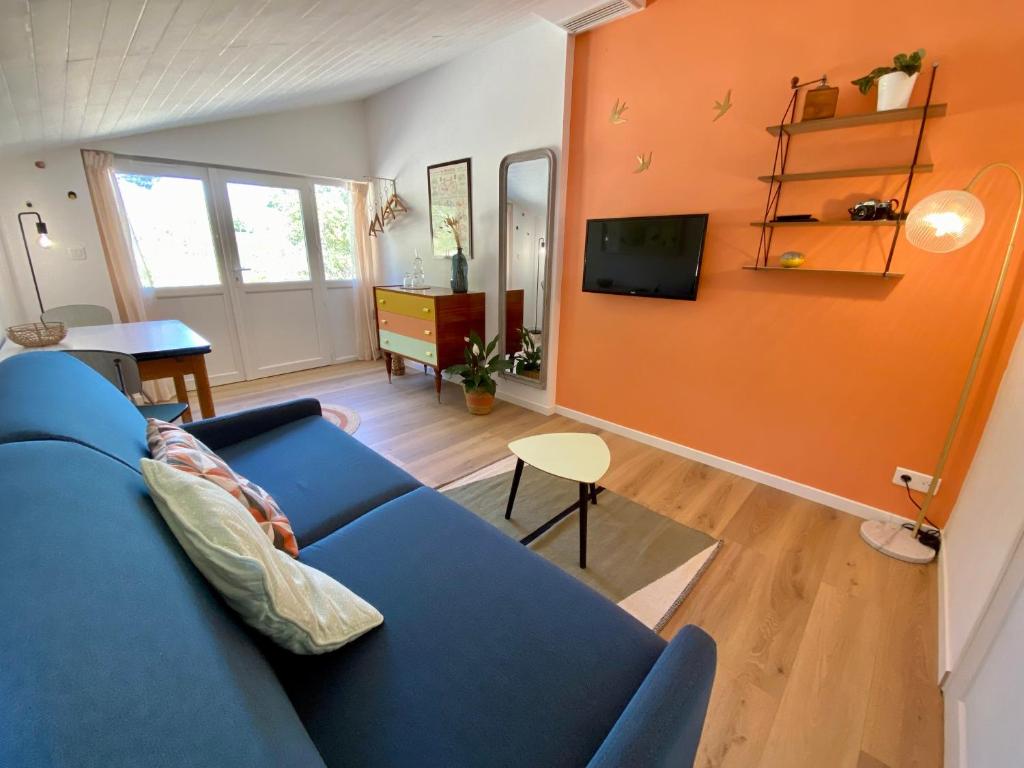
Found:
<box><xmin>0</xmin><ymin>319</ymin><xmax>215</xmax><ymax>422</ymax></box>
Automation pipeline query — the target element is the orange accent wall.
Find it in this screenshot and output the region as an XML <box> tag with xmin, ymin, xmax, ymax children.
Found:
<box><xmin>556</xmin><ymin>0</ymin><xmax>1024</xmax><ymax>525</ymax></box>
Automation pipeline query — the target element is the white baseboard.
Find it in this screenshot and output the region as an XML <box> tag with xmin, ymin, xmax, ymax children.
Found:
<box><xmin>496</xmin><ymin>387</ymin><xmax>556</xmax><ymax>416</ymax></box>
<box><xmin>937</xmin><ymin>547</ymin><xmax>952</xmax><ymax>687</ymax></box>
<box><xmin>554</xmin><ymin>404</ymin><xmax>909</xmax><ymax>526</ymax></box>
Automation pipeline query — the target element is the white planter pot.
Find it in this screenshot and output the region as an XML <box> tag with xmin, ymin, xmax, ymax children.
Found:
<box><xmin>876</xmin><ymin>71</ymin><xmax>918</xmax><ymax>111</ymax></box>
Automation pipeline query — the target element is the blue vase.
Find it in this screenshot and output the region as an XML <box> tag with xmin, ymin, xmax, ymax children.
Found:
<box><xmin>450</xmin><ymin>248</ymin><xmax>468</xmax><ymax>293</ymax></box>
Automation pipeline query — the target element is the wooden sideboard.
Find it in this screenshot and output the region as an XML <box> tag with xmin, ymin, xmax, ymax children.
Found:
<box><xmin>374</xmin><ymin>286</ymin><xmax>486</xmax><ymax>401</ymax></box>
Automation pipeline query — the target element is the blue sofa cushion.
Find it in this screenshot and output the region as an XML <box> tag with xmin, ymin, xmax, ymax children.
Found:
<box><xmin>0</xmin><ymin>352</ymin><xmax>147</xmax><ymax>469</ymax></box>
<box><xmin>0</xmin><ymin>441</ymin><xmax>325</xmax><ymax>768</ymax></box>
<box><xmin>277</xmin><ymin>486</ymin><xmax>665</xmax><ymax>768</ymax></box>
<box><xmin>217</xmin><ymin>416</ymin><xmax>420</xmax><ymax>547</ymax></box>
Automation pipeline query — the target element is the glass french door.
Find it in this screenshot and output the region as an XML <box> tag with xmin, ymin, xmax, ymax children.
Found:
<box><xmin>211</xmin><ymin>170</ymin><xmax>333</xmax><ymax>380</ymax></box>
<box><xmin>115</xmin><ymin>158</ymin><xmax>358</xmax><ymax>384</ymax></box>
<box><xmin>114</xmin><ymin>161</ymin><xmax>247</xmax><ymax>386</ymax></box>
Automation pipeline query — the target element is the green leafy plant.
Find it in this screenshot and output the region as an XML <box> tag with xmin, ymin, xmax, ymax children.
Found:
<box><xmin>445</xmin><ymin>331</ymin><xmax>511</xmax><ymax>395</ymax></box>
<box><xmin>852</xmin><ymin>49</ymin><xmax>926</xmax><ymax>95</ymax></box>
<box><xmin>513</xmin><ymin>327</ymin><xmax>542</xmax><ymax>374</ymax></box>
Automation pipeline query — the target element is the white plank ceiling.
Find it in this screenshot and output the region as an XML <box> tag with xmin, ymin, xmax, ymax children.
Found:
<box><xmin>0</xmin><ymin>0</ymin><xmax>554</xmax><ymax>153</ymax></box>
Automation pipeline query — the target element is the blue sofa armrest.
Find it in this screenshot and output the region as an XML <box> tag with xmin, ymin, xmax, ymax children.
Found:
<box><xmin>183</xmin><ymin>399</ymin><xmax>322</xmax><ymax>450</ymax></box>
<box><xmin>587</xmin><ymin>625</ymin><xmax>717</xmax><ymax>768</ymax></box>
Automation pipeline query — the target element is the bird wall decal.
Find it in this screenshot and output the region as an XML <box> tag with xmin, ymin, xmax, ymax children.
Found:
<box><xmin>712</xmin><ymin>89</ymin><xmax>733</xmax><ymax>121</ymax></box>
<box><xmin>633</xmin><ymin>152</ymin><xmax>652</xmax><ymax>173</ymax></box>
<box><xmin>610</xmin><ymin>98</ymin><xmax>628</xmax><ymax>124</ymax></box>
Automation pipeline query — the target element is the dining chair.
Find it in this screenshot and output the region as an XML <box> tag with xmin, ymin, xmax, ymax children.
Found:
<box><xmin>41</xmin><ymin>304</ymin><xmax>114</xmax><ymax>328</ymax></box>
<box><xmin>65</xmin><ymin>350</ymin><xmax>190</xmax><ymax>423</ymax></box>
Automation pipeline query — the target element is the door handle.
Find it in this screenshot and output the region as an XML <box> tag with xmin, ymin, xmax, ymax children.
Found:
<box><xmin>233</xmin><ymin>267</ymin><xmax>251</xmax><ymax>272</ymax></box>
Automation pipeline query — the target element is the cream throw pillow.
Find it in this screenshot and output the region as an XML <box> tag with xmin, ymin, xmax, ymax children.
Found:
<box><xmin>141</xmin><ymin>458</ymin><xmax>383</xmax><ymax>654</ymax></box>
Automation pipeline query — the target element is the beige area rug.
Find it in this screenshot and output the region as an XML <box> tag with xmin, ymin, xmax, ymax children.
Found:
<box><xmin>321</xmin><ymin>404</ymin><xmax>360</xmax><ymax>435</ymax></box>
<box><xmin>441</xmin><ymin>456</ymin><xmax>721</xmax><ymax>631</ymax></box>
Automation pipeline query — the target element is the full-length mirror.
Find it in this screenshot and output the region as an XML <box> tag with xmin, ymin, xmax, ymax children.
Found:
<box><xmin>499</xmin><ymin>148</ymin><xmax>556</xmax><ymax>389</ymax></box>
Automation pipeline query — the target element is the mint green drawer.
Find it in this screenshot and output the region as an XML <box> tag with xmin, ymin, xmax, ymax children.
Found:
<box><xmin>379</xmin><ymin>329</ymin><xmax>438</xmax><ymax>364</ymax></box>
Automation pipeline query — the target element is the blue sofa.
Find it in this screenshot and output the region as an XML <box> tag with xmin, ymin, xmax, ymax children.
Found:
<box><xmin>0</xmin><ymin>352</ymin><xmax>716</xmax><ymax>767</ymax></box>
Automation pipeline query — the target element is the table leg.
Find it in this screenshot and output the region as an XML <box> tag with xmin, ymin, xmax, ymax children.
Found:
<box><xmin>519</xmin><ymin>485</ymin><xmax>602</xmax><ymax>567</ymax></box>
<box><xmin>589</xmin><ymin>482</ymin><xmax>598</xmax><ymax>505</ymax></box>
<box><xmin>191</xmin><ymin>354</ymin><xmax>215</xmax><ymax>420</ymax></box>
<box><xmin>506</xmin><ymin>458</ymin><xmax>525</xmax><ymax>519</ymax></box>
<box><xmin>579</xmin><ymin>482</ymin><xmax>588</xmax><ymax>569</ymax></box>
<box><xmin>172</xmin><ymin>374</ymin><xmax>193</xmax><ymax>423</ymax></box>
<box><xmin>137</xmin><ymin>353</ymin><xmax>215</xmax><ymax>421</ymax></box>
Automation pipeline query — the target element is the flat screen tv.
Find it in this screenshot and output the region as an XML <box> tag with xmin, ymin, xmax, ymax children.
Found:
<box><xmin>582</xmin><ymin>214</ymin><xmax>709</xmax><ymax>301</ymax></box>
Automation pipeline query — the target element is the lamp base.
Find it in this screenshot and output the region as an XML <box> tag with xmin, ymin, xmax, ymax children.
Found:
<box><xmin>859</xmin><ymin>520</ymin><xmax>936</xmax><ymax>564</ymax></box>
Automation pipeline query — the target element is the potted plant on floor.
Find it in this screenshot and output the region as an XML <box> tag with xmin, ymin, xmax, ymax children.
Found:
<box><xmin>852</xmin><ymin>49</ymin><xmax>926</xmax><ymax>111</ymax></box>
<box><xmin>445</xmin><ymin>331</ymin><xmax>510</xmax><ymax>415</ymax></box>
<box><xmin>513</xmin><ymin>327</ymin><xmax>542</xmax><ymax>380</ymax></box>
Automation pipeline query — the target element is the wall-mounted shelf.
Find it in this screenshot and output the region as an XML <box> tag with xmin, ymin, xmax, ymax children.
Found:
<box><xmin>765</xmin><ymin>104</ymin><xmax>947</xmax><ymax>136</ymax></box>
<box><xmin>750</xmin><ymin>219</ymin><xmax>902</xmax><ymax>228</ymax></box>
<box><xmin>742</xmin><ymin>265</ymin><xmax>904</xmax><ymax>279</ymax></box>
<box><xmin>752</xmin><ymin>65</ymin><xmax>944</xmax><ymax>278</ymax></box>
<box><xmin>757</xmin><ymin>163</ymin><xmax>934</xmax><ymax>183</ymax></box>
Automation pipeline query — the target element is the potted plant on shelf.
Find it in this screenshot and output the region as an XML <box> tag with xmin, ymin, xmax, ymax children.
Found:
<box><xmin>513</xmin><ymin>327</ymin><xmax>542</xmax><ymax>380</ymax></box>
<box><xmin>445</xmin><ymin>331</ymin><xmax>511</xmax><ymax>415</ymax></box>
<box><xmin>852</xmin><ymin>49</ymin><xmax>926</xmax><ymax>112</ymax></box>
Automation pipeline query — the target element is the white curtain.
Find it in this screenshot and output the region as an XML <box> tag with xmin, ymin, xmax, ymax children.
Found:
<box><xmin>350</xmin><ymin>180</ymin><xmax>381</xmax><ymax>361</ymax></box>
<box><xmin>81</xmin><ymin>149</ymin><xmax>174</xmax><ymax>400</ymax></box>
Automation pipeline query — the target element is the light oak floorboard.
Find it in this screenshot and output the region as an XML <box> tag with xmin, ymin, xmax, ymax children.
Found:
<box><xmin>189</xmin><ymin>362</ymin><xmax>943</xmax><ymax>767</ymax></box>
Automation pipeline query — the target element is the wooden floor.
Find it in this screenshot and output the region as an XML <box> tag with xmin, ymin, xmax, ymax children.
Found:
<box><xmin>191</xmin><ymin>361</ymin><xmax>943</xmax><ymax>768</ymax></box>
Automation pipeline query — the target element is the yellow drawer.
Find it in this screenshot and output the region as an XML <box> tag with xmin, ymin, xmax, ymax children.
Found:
<box><xmin>376</xmin><ymin>289</ymin><xmax>436</xmax><ymax>320</ymax></box>
<box><xmin>379</xmin><ymin>329</ymin><xmax>438</xmax><ymax>364</ymax></box>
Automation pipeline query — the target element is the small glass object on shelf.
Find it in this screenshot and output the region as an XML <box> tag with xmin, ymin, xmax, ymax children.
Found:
<box><xmin>410</xmin><ymin>250</ymin><xmax>426</xmax><ymax>288</ymax></box>
<box><xmin>402</xmin><ymin>272</ymin><xmax>414</xmax><ymax>289</ymax></box>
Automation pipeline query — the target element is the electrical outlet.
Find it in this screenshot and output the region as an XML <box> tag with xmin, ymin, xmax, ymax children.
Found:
<box><xmin>892</xmin><ymin>466</ymin><xmax>940</xmax><ymax>494</ymax></box>
<box><xmin>68</xmin><ymin>247</ymin><xmax>87</xmax><ymax>261</ymax></box>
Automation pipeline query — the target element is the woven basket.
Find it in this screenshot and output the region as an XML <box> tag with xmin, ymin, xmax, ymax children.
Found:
<box><xmin>6</xmin><ymin>321</ymin><xmax>68</xmax><ymax>348</ymax></box>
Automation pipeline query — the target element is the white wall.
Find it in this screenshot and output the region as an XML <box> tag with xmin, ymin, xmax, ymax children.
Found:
<box><xmin>0</xmin><ymin>101</ymin><xmax>371</xmax><ymax>324</ymax></box>
<box><xmin>364</xmin><ymin>19</ymin><xmax>571</xmax><ymax>412</ymax></box>
<box><xmin>941</xmin><ymin>323</ymin><xmax>1024</xmax><ymax>677</ymax></box>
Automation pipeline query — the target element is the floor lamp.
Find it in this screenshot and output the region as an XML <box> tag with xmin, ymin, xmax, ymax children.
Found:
<box><xmin>18</xmin><ymin>210</ymin><xmax>54</xmax><ymax>315</ymax></box>
<box><xmin>861</xmin><ymin>162</ymin><xmax>1024</xmax><ymax>564</ymax></box>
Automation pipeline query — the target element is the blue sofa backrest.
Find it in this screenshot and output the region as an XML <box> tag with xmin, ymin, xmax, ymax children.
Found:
<box><xmin>0</xmin><ymin>352</ymin><xmax>148</xmax><ymax>469</ymax></box>
<box><xmin>0</xmin><ymin>356</ymin><xmax>326</xmax><ymax>765</ymax></box>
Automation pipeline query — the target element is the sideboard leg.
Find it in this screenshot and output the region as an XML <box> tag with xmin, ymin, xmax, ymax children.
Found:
<box><xmin>433</xmin><ymin>366</ymin><xmax>442</xmax><ymax>402</ymax></box>
<box><xmin>384</xmin><ymin>352</ymin><xmax>393</xmax><ymax>383</ymax></box>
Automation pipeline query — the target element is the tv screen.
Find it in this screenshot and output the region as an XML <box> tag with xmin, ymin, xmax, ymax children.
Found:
<box><xmin>582</xmin><ymin>214</ymin><xmax>709</xmax><ymax>301</ymax></box>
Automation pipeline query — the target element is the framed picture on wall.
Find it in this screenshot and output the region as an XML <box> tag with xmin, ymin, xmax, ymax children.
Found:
<box><xmin>427</xmin><ymin>158</ymin><xmax>473</xmax><ymax>259</ymax></box>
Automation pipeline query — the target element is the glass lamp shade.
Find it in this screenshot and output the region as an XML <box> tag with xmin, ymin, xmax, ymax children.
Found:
<box><xmin>905</xmin><ymin>189</ymin><xmax>986</xmax><ymax>253</ymax></box>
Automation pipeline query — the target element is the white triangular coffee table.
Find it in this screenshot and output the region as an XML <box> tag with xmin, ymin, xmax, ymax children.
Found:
<box><xmin>506</xmin><ymin>433</ymin><xmax>611</xmax><ymax>569</ymax></box>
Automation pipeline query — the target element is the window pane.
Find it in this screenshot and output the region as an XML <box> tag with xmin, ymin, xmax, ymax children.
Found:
<box><xmin>115</xmin><ymin>173</ymin><xmax>221</xmax><ymax>288</ymax></box>
<box><xmin>227</xmin><ymin>183</ymin><xmax>310</xmax><ymax>283</ymax></box>
<box><xmin>315</xmin><ymin>184</ymin><xmax>354</xmax><ymax>280</ymax></box>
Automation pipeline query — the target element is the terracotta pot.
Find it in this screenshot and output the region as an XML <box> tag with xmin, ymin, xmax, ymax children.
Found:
<box><xmin>521</xmin><ymin>368</ymin><xmax>541</xmax><ymax>380</ymax></box>
<box><xmin>464</xmin><ymin>388</ymin><xmax>495</xmax><ymax>415</ymax></box>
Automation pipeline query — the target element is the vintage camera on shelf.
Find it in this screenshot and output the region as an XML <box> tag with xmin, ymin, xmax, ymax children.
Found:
<box><xmin>848</xmin><ymin>198</ymin><xmax>901</xmax><ymax>221</ymax></box>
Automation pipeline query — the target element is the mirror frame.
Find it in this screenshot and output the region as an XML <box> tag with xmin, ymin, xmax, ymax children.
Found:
<box><xmin>498</xmin><ymin>147</ymin><xmax>557</xmax><ymax>390</ymax></box>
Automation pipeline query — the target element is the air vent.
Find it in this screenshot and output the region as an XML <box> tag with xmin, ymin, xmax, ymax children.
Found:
<box><xmin>558</xmin><ymin>0</ymin><xmax>645</xmax><ymax>34</ymax></box>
